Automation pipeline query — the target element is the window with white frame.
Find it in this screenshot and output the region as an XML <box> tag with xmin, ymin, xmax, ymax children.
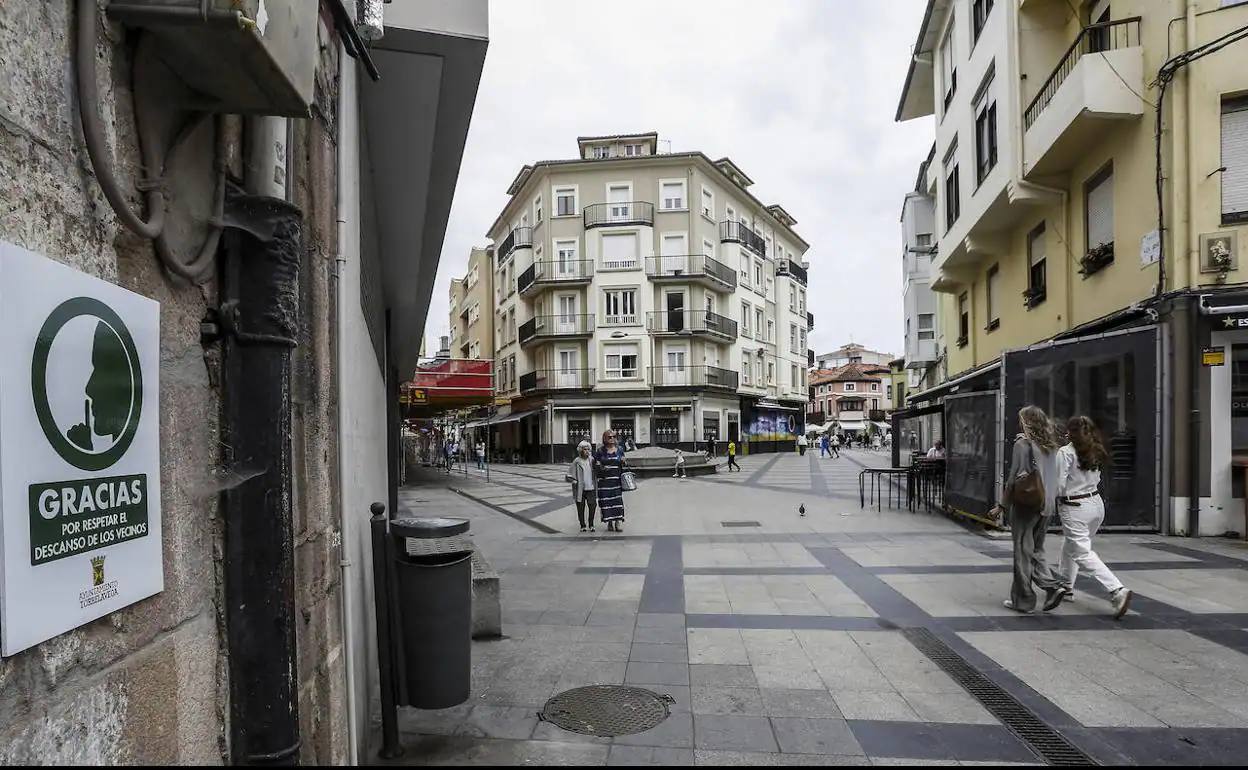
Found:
<box><xmin>986</xmin><ymin>264</ymin><xmax>1000</xmax><ymax>330</ymax></box>
<box><xmin>1085</xmin><ymin>163</ymin><xmax>1114</xmax><ymax>252</ymax></box>
<box><xmin>756</xmin><ymin>309</ymin><xmax>764</xmax><ymax>339</ymax></box>
<box><xmin>973</xmin><ymin>69</ymin><xmax>998</xmax><ymax>184</ymax></box>
<box><xmin>799</xmin><ymin>289</ymin><xmax>806</xmax><ymax>312</ymax></box>
<box><xmin>767</xmin><ymin>319</ymin><xmax>774</xmax><ymax>342</ymax></box>
<box><xmin>534</xmin><ymin>195</ymin><xmax>543</xmax><ymax>225</ymax></box>
<box><xmin>871</xmin><ymin>382</ymin><xmax>880</xmax><ymax>392</ymax></box>
<box><xmin>754</xmin><ymin>260</ymin><xmax>763</xmax><ymax>287</ymax></box>
<box><xmin>742</xmin><ymin>357</ymin><xmax>751</xmax><ymax>384</ymax></box>
<box><xmin>703</xmin><ymin>239</ymin><xmax>715</xmax><ymax>260</ymax></box>
<box><xmin>467</xmin><ymin>265</ymin><xmax>479</xmax><ymax>289</ymax></box>
<box><xmin>767</xmin><ymin>361</ymin><xmax>775</xmax><ymax>384</ymax></box>
<box><xmin>592</xmin><ymin>146</ymin><xmax>611</xmax><ymax>159</ymax></box>
<box><xmin>918</xmin><ymin>313</ymin><xmax>935</xmax><ymax>340</ymax></box>
<box><xmin>789</xmin><ymin>284</ymin><xmax>797</xmax><ymax>310</ymax></box>
<box><xmin>940</xmin><ymin>14</ymin><xmax>957</xmax><ymax>112</ymax></box>
<box><xmin>625</xmin><ymin>143</ymin><xmax>642</xmax><ymax>156</ymax></box>
<box><xmin>603</xmin><ymin>288</ymin><xmax>638</xmax><ymax>325</ymax></box>
<box><xmin>800</xmin><ymin>327</ymin><xmax>806</xmax><ymax>350</ymax></box>
<box><xmin>601</xmin><ymin>232</ymin><xmax>639</xmax><ymax>269</ymax></box>
<box><xmin>608</xmin><ymin>184</ymin><xmax>633</xmax><ymax>220</ymax></box>
<box><xmin>791</xmin><ymin>365</ymin><xmax>799</xmax><ymax>391</ymax></box>
<box><xmin>741</xmin><ymin>301</ymin><xmax>752</xmax><ymax>337</ymax></box>
<box><xmin>1222</xmin><ymin>97</ymin><xmax>1248</xmax><ymax>224</ymax></box>
<box><xmin>555</xmin><ymin>186</ymin><xmax>577</xmax><ymax>217</ymax></box>
<box><xmin>604</xmin><ymin>343</ymin><xmax>639</xmax><ymax>379</ymax></box>
<box><xmin>790</xmin><ymin>324</ymin><xmax>798</xmax><ymax>352</ymax></box>
<box><xmin>845</xmin><ymin>382</ymin><xmax>857</xmax><ymax>392</ymax></box>
<box><xmin>660</xmin><ymin>180</ymin><xmax>686</xmax><ymax>210</ymax></box>
<box><xmin>701</xmin><ymin>188</ymin><xmax>714</xmax><ymax>218</ymax></box>
<box><xmin>469</xmin><ymin>341</ymin><xmax>480</xmax><ymax>359</ymax></box>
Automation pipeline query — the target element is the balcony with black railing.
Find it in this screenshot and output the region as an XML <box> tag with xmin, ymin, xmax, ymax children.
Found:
<box><xmin>644</xmin><ymin>254</ymin><xmax>737</xmax><ymax>292</ymax></box>
<box><xmin>648</xmin><ymin>365</ymin><xmax>739</xmax><ymax>391</ymax></box>
<box><xmin>719</xmin><ymin>220</ymin><xmax>767</xmax><ymax>256</ymax></box>
<box><xmin>583</xmin><ymin>201</ymin><xmax>655</xmax><ymax>229</ymax></box>
<box><xmin>498</xmin><ymin>226</ymin><xmax>533</xmax><ymax>262</ymax></box>
<box><xmin>645</xmin><ymin>310</ymin><xmax>738</xmax><ymax>341</ymax></box>
<box><xmin>1023</xmin><ymin>17</ymin><xmax>1143</xmax><ymax>176</ymax></box>
<box><xmin>518</xmin><ymin>260</ymin><xmax>595</xmax><ymax>296</ymax></box>
<box><xmin>518</xmin><ymin>313</ymin><xmax>595</xmax><ymax>346</ymax></box>
<box><xmin>777</xmin><ymin>259</ymin><xmax>808</xmax><ymax>286</ymax></box>
<box><xmin>520</xmin><ymin>368</ymin><xmax>595</xmax><ymax>393</ymax></box>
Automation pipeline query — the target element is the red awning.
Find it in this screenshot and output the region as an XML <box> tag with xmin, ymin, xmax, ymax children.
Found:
<box><xmin>402</xmin><ymin>358</ymin><xmax>493</xmax><ymax>415</ymax></box>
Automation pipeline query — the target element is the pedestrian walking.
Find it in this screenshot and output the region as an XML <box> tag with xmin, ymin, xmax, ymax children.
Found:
<box><xmin>594</xmin><ymin>430</ymin><xmax>629</xmax><ymax>532</ymax></box>
<box><xmin>707</xmin><ymin>438</ymin><xmax>717</xmax><ymax>458</ymax></box>
<box><xmin>726</xmin><ymin>439</ymin><xmax>741</xmax><ymax>471</ymax></box>
<box><xmin>830</xmin><ymin>433</ymin><xmax>840</xmax><ymax>458</ymax></box>
<box><xmin>992</xmin><ymin>406</ymin><xmax>1064</xmax><ymax>614</ymax></box>
<box><xmin>565</xmin><ymin>440</ymin><xmax>597</xmax><ymax>532</ymax></box>
<box><xmin>673</xmin><ymin>448</ymin><xmax>687</xmax><ymax>479</ymax></box>
<box><xmin>797</xmin><ymin>434</ymin><xmax>808</xmax><ymax>456</ymax></box>
<box><xmin>871</xmin><ymin>433</ymin><xmax>882</xmax><ymax>451</ymax></box>
<box><xmin>1048</xmin><ymin>416</ymin><xmax>1133</xmax><ymax>618</ymax></box>
<box><xmin>475</xmin><ymin>439</ymin><xmax>486</xmax><ymax>470</ymax></box>
<box><xmin>926</xmin><ymin>439</ymin><xmax>946</xmax><ymax>459</ymax></box>
<box><xmin>819</xmin><ymin>434</ymin><xmax>829</xmax><ymax>457</ymax></box>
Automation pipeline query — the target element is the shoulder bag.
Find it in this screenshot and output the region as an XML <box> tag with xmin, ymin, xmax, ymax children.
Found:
<box><xmin>1010</xmin><ymin>438</ymin><xmax>1045</xmax><ymax>514</ymax></box>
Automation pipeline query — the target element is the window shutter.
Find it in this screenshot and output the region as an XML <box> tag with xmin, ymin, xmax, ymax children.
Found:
<box><xmin>1223</xmin><ymin>103</ymin><xmax>1248</xmax><ymax>218</ymax></box>
<box><xmin>601</xmin><ymin>233</ymin><xmax>637</xmax><ymax>267</ymax></box>
<box><xmin>1087</xmin><ymin>171</ymin><xmax>1114</xmax><ymax>248</ymax></box>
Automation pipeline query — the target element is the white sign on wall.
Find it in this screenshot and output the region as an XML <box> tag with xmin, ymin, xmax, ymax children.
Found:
<box><xmin>0</xmin><ymin>242</ymin><xmax>163</xmax><ymax>655</ymax></box>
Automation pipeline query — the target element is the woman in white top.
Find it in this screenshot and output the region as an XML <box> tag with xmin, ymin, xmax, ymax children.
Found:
<box><xmin>565</xmin><ymin>440</ymin><xmax>597</xmax><ymax>532</ymax></box>
<box><xmin>1047</xmin><ymin>416</ymin><xmax>1132</xmax><ymax>619</ymax></box>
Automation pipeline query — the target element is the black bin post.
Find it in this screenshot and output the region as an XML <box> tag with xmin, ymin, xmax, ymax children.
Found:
<box><xmin>370</xmin><ymin>504</ymin><xmax>473</xmax><ymax>759</ymax></box>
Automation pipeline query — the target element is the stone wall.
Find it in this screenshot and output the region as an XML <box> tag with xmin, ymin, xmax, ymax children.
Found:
<box><xmin>0</xmin><ymin>2</ymin><xmax>346</xmax><ymax>763</ymax></box>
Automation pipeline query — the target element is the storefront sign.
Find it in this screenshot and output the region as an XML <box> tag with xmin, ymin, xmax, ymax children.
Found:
<box><xmin>1217</xmin><ymin>315</ymin><xmax>1248</xmax><ymax>330</ymax></box>
<box><xmin>0</xmin><ymin>243</ymin><xmax>162</xmax><ymax>655</ymax></box>
<box><xmin>1203</xmin><ymin>346</ymin><xmax>1226</xmax><ymax>367</ymax></box>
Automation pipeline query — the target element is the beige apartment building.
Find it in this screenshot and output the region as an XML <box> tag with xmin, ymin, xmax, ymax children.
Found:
<box><xmin>480</xmin><ymin>132</ymin><xmax>811</xmax><ymax>461</ymax></box>
<box><xmin>896</xmin><ymin>0</ymin><xmax>1248</xmax><ymax>535</ymax></box>
<box><xmin>448</xmin><ymin>246</ymin><xmax>495</xmax><ymax>361</ymax></box>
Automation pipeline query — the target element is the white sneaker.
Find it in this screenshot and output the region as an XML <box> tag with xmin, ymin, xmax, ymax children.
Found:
<box><xmin>1111</xmin><ymin>588</ymin><xmax>1133</xmax><ymax>619</ymax></box>
<box><xmin>1003</xmin><ymin>599</ymin><xmax>1031</xmax><ymax>613</ymax></box>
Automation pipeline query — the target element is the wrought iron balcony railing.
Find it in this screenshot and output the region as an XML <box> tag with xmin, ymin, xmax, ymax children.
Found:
<box><xmin>648</xmin><ymin>365</ymin><xmax>739</xmax><ymax>390</ymax></box>
<box><xmin>645</xmin><ymin>310</ymin><xmax>739</xmax><ymax>340</ymax></box>
<box><xmin>583</xmin><ymin>201</ymin><xmax>655</xmax><ymax>229</ymax></box>
<box><xmin>520</xmin><ymin>368</ymin><xmax>595</xmax><ymax>392</ymax></box>
<box><xmin>777</xmin><ymin>259</ymin><xmax>808</xmax><ymax>286</ymax></box>
<box><xmin>644</xmin><ymin>254</ymin><xmax>737</xmax><ymax>289</ymax></box>
<box><xmin>498</xmin><ymin>226</ymin><xmax>533</xmax><ymax>262</ymax></box>
<box><xmin>1024</xmin><ymin>17</ymin><xmax>1142</xmax><ymax>129</ymax></box>
<box><xmin>718</xmin><ymin>220</ymin><xmax>767</xmax><ymax>256</ymax></box>
<box><xmin>518</xmin><ymin>313</ymin><xmax>595</xmax><ymax>345</ymax></box>
<box><xmin>518</xmin><ymin>260</ymin><xmax>594</xmax><ymax>294</ymax></box>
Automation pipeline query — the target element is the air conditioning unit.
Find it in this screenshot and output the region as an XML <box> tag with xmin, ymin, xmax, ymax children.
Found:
<box><xmin>108</xmin><ymin>0</ymin><xmax>319</xmax><ymax>116</ymax></box>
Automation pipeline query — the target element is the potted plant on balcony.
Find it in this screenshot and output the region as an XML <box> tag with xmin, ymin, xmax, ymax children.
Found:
<box><xmin>1079</xmin><ymin>242</ymin><xmax>1114</xmax><ymax>276</ymax></box>
<box><xmin>1021</xmin><ymin>286</ymin><xmax>1046</xmax><ymax>309</ymax></box>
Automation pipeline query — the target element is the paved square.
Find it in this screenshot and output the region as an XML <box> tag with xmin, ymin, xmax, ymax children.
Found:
<box><xmin>388</xmin><ymin>452</ymin><xmax>1248</xmax><ymax>765</ymax></box>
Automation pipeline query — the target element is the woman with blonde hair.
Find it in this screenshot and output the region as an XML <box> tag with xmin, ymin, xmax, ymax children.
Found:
<box><xmin>594</xmin><ymin>429</ymin><xmax>629</xmax><ymax>532</ymax></box>
<box><xmin>993</xmin><ymin>405</ymin><xmax>1064</xmax><ymax>613</ymax></box>
<box><xmin>1046</xmin><ymin>416</ymin><xmax>1132</xmax><ymax>618</ymax></box>
<box><xmin>566</xmin><ymin>440</ymin><xmax>597</xmax><ymax>532</ymax></box>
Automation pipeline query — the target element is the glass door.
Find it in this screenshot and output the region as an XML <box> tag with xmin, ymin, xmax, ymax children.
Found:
<box><xmin>666</xmin><ymin>291</ymin><xmax>685</xmax><ymax>333</ymax></box>
<box><xmin>558</xmin><ymin>348</ymin><xmax>579</xmax><ymax>388</ymax></box>
<box><xmin>557</xmin><ymin>294</ymin><xmax>578</xmax><ymax>334</ymax></box>
<box><xmin>666</xmin><ymin>346</ymin><xmax>688</xmax><ymax>386</ymax></box>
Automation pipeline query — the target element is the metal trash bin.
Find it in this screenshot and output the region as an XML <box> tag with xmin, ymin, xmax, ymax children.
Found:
<box><xmin>389</xmin><ymin>516</ymin><xmax>472</xmax><ymax>710</ymax></box>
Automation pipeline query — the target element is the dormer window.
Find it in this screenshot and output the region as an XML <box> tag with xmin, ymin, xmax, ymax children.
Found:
<box><xmin>592</xmin><ymin>146</ymin><xmax>611</xmax><ymax>159</ymax></box>
<box><xmin>625</xmin><ymin>144</ymin><xmax>643</xmax><ymax>156</ymax></box>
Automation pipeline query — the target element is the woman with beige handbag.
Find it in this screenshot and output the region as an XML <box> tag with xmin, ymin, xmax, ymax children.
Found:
<box><xmin>991</xmin><ymin>406</ymin><xmax>1065</xmax><ymax>614</ymax></box>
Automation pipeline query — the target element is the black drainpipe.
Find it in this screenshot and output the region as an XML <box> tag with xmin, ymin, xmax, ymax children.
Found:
<box><xmin>218</xmin><ymin>186</ymin><xmax>304</xmax><ymax>764</ymax></box>
<box><xmin>1189</xmin><ymin>296</ymin><xmax>1201</xmax><ymax>537</ymax></box>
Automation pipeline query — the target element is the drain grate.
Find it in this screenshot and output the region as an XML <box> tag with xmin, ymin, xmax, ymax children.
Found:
<box><xmin>902</xmin><ymin>628</ymin><xmax>1097</xmax><ymax>766</ymax></box>
<box><xmin>721</xmin><ymin>520</ymin><xmax>761</xmax><ymax>527</ymax></box>
<box><xmin>538</xmin><ymin>685</ymin><xmax>672</xmax><ymax>737</ymax></box>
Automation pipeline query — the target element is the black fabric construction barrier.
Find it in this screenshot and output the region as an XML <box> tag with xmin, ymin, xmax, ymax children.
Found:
<box><xmin>1002</xmin><ymin>327</ymin><xmax>1158</xmax><ymax>529</ymax></box>
<box><xmin>944</xmin><ymin>392</ymin><xmax>999</xmax><ymax>517</ymax></box>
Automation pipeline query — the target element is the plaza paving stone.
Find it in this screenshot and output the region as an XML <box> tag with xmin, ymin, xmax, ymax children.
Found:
<box><xmin>386</xmin><ymin>454</ymin><xmax>1248</xmax><ymax>765</ymax></box>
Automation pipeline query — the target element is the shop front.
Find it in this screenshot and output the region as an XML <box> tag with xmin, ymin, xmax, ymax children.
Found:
<box><xmin>741</xmin><ymin>399</ymin><xmax>802</xmax><ymax>454</ymax></box>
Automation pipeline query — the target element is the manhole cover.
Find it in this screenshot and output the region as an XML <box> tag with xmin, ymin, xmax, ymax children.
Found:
<box><xmin>721</xmin><ymin>520</ymin><xmax>761</xmax><ymax>527</ymax></box>
<box><xmin>538</xmin><ymin>685</ymin><xmax>672</xmax><ymax>737</ymax></box>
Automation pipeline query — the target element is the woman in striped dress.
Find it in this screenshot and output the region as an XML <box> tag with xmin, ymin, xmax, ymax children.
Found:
<box><xmin>594</xmin><ymin>429</ymin><xmax>629</xmax><ymax>532</ymax></box>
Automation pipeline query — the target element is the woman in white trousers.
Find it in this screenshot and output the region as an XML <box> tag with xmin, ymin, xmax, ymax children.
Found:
<box><xmin>1046</xmin><ymin>416</ymin><xmax>1132</xmax><ymax>619</ymax></box>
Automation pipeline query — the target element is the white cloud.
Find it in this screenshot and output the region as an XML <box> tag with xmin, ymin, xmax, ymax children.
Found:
<box><xmin>427</xmin><ymin>0</ymin><xmax>934</xmax><ymax>360</ymax></box>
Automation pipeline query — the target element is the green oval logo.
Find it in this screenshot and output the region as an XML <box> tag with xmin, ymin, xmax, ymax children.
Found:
<box><xmin>32</xmin><ymin>297</ymin><xmax>143</xmax><ymax>471</ymax></box>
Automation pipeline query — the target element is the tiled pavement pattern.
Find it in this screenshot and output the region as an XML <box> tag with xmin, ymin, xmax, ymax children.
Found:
<box><xmin>391</xmin><ymin>454</ymin><xmax>1248</xmax><ymax>765</ymax></box>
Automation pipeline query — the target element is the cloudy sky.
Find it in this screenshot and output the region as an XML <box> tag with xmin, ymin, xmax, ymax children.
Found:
<box><xmin>427</xmin><ymin>0</ymin><xmax>934</xmax><ymax>359</ymax></box>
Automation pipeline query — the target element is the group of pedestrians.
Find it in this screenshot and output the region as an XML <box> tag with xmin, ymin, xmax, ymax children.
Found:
<box><xmin>817</xmin><ymin>433</ymin><xmax>842</xmax><ymax>458</ymax></box>
<box><xmin>566</xmin><ymin>430</ymin><xmax>630</xmax><ymax>533</ymax></box>
<box><xmin>994</xmin><ymin>405</ymin><xmax>1132</xmax><ymax>619</ymax></box>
